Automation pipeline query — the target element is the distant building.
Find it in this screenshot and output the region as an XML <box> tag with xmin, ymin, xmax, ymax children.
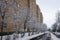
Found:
<box><xmin>41</xmin><ymin>24</ymin><xmax>47</xmax><ymax>32</ymax></box>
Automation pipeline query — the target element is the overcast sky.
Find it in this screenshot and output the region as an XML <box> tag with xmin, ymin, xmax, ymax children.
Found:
<box><xmin>36</xmin><ymin>0</ymin><xmax>60</xmax><ymax>28</ymax></box>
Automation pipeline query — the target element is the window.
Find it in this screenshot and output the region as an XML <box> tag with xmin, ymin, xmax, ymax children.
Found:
<box><xmin>0</xmin><ymin>1</ymin><xmax>2</xmax><ymax>6</ymax></box>
<box><xmin>14</xmin><ymin>17</ymin><xmax>21</xmax><ymax>22</ymax></box>
<box><xmin>3</xmin><ymin>23</ymin><xmax>7</xmax><ymax>28</ymax></box>
<box><xmin>17</xmin><ymin>4</ymin><xmax>20</xmax><ymax>8</ymax></box>
<box><xmin>13</xmin><ymin>23</ymin><xmax>17</xmax><ymax>28</ymax></box>
<box><xmin>0</xmin><ymin>22</ymin><xmax>2</xmax><ymax>28</ymax></box>
<box><xmin>0</xmin><ymin>13</ymin><xmax>2</xmax><ymax>17</ymax></box>
<box><xmin>0</xmin><ymin>22</ymin><xmax>7</xmax><ymax>28</ymax></box>
<box><xmin>13</xmin><ymin>0</ymin><xmax>16</xmax><ymax>4</ymax></box>
<box><xmin>5</xmin><ymin>14</ymin><xmax>9</xmax><ymax>18</ymax></box>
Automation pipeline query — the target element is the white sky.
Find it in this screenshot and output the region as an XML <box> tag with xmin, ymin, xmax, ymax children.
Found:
<box><xmin>36</xmin><ymin>0</ymin><xmax>60</xmax><ymax>28</ymax></box>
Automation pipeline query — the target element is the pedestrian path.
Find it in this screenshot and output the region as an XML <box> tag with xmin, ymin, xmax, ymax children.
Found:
<box><xmin>18</xmin><ymin>33</ymin><xmax>44</xmax><ymax>40</ymax></box>
<box><xmin>51</xmin><ymin>33</ymin><xmax>60</xmax><ymax>40</ymax></box>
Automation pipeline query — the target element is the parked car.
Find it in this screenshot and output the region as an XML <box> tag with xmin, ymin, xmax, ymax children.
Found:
<box><xmin>46</xmin><ymin>32</ymin><xmax>51</xmax><ymax>40</ymax></box>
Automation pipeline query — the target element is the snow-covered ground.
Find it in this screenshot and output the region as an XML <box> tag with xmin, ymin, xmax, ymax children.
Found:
<box><xmin>0</xmin><ymin>33</ymin><xmax>44</xmax><ymax>40</ymax></box>
<box><xmin>51</xmin><ymin>33</ymin><xmax>60</xmax><ymax>40</ymax></box>
<box><xmin>18</xmin><ymin>33</ymin><xmax>44</xmax><ymax>40</ymax></box>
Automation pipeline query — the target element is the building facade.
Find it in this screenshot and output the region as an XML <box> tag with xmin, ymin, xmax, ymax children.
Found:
<box><xmin>0</xmin><ymin>0</ymin><xmax>43</xmax><ymax>34</ymax></box>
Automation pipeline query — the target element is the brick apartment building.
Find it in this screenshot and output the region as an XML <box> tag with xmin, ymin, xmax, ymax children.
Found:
<box><xmin>0</xmin><ymin>0</ymin><xmax>43</xmax><ymax>34</ymax></box>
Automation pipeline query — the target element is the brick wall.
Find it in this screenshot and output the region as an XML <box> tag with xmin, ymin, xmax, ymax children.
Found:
<box><xmin>0</xmin><ymin>0</ymin><xmax>43</xmax><ymax>32</ymax></box>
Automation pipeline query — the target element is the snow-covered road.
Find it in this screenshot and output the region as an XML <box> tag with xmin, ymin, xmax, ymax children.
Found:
<box><xmin>51</xmin><ymin>33</ymin><xmax>60</xmax><ymax>40</ymax></box>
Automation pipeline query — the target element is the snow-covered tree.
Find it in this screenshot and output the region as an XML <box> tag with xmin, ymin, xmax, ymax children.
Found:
<box><xmin>56</xmin><ymin>11</ymin><xmax>60</xmax><ymax>23</ymax></box>
<box><xmin>56</xmin><ymin>11</ymin><xmax>60</xmax><ymax>32</ymax></box>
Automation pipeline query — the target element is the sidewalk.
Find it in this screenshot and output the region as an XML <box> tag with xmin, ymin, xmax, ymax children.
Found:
<box><xmin>51</xmin><ymin>33</ymin><xmax>60</xmax><ymax>40</ymax></box>
<box><xmin>18</xmin><ymin>33</ymin><xmax>44</xmax><ymax>40</ymax></box>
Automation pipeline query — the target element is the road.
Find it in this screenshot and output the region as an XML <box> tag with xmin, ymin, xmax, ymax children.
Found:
<box><xmin>39</xmin><ymin>32</ymin><xmax>51</xmax><ymax>40</ymax></box>
<box><xmin>30</xmin><ymin>33</ymin><xmax>50</xmax><ymax>40</ymax></box>
<box><xmin>31</xmin><ymin>32</ymin><xmax>60</xmax><ymax>40</ymax></box>
<box><xmin>51</xmin><ymin>33</ymin><xmax>60</xmax><ymax>40</ymax></box>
